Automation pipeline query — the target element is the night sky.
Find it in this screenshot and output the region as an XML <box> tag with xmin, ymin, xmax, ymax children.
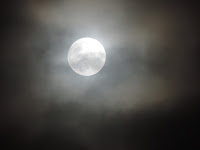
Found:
<box><xmin>1</xmin><ymin>0</ymin><xmax>200</xmax><ymax>149</ymax></box>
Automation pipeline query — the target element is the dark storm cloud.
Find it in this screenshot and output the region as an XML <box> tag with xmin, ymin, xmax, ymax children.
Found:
<box><xmin>1</xmin><ymin>0</ymin><xmax>199</xmax><ymax>149</ymax></box>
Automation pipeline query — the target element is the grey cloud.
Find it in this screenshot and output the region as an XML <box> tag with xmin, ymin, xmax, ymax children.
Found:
<box><xmin>1</xmin><ymin>0</ymin><xmax>199</xmax><ymax>149</ymax></box>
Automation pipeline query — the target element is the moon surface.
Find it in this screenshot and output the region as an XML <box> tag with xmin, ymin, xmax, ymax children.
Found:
<box><xmin>68</xmin><ymin>38</ymin><xmax>106</xmax><ymax>76</ymax></box>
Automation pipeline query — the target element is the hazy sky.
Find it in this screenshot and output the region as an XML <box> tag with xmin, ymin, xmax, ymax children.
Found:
<box><xmin>1</xmin><ymin>0</ymin><xmax>199</xmax><ymax>149</ymax></box>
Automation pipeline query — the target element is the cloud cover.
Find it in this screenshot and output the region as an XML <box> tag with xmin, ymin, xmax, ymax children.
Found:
<box><xmin>1</xmin><ymin>0</ymin><xmax>200</xmax><ymax>149</ymax></box>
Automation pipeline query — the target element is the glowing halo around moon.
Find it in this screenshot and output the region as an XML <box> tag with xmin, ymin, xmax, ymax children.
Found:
<box><xmin>68</xmin><ymin>38</ymin><xmax>106</xmax><ymax>76</ymax></box>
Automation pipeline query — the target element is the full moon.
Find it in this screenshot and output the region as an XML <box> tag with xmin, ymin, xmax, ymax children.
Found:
<box><xmin>68</xmin><ymin>38</ymin><xmax>106</xmax><ymax>76</ymax></box>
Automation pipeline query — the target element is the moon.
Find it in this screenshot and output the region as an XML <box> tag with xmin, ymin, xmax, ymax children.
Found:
<box><xmin>68</xmin><ymin>38</ymin><xmax>106</xmax><ymax>76</ymax></box>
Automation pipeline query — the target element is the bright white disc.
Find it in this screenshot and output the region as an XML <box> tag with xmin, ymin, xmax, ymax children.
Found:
<box><xmin>68</xmin><ymin>38</ymin><xmax>106</xmax><ymax>76</ymax></box>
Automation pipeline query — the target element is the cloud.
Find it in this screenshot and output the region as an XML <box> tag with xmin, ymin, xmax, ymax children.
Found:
<box><xmin>1</xmin><ymin>0</ymin><xmax>199</xmax><ymax>149</ymax></box>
